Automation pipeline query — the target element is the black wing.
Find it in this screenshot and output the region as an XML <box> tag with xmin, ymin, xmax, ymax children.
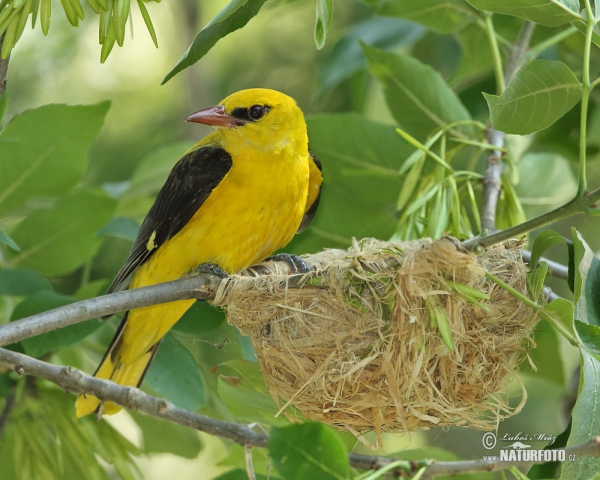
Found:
<box><xmin>107</xmin><ymin>145</ymin><xmax>233</xmax><ymax>293</ymax></box>
<box><xmin>297</xmin><ymin>151</ymin><xmax>322</xmax><ymax>234</ymax></box>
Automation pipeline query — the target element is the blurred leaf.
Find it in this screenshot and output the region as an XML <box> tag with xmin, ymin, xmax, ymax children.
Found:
<box><xmin>1</xmin><ymin>389</ymin><xmax>140</xmax><ymax>480</ymax></box>
<box><xmin>521</xmin><ymin>320</ymin><xmax>566</xmax><ymax>387</ymax></box>
<box><xmin>293</xmin><ymin>114</ymin><xmax>412</xmax><ymax>253</ymax></box>
<box><xmin>515</xmin><ymin>153</ymin><xmax>577</xmax><ymax>218</ymax></box>
<box><xmin>466</xmin><ymin>0</ymin><xmax>581</xmax><ymax>27</ymax></box>
<box><xmin>118</xmin><ymin>142</ymin><xmax>189</xmax><ymax>215</ymax></box>
<box><xmin>528</xmin><ymin>420</ymin><xmax>571</xmax><ymax>478</ymax></box>
<box><xmin>362</xmin><ymin>44</ymin><xmax>472</xmax><ymax>140</ymax></box>
<box><xmin>0</xmin><ymin>103</ymin><xmax>110</xmax><ymax>219</ymax></box>
<box><xmin>529</xmin><ymin>230</ymin><xmax>567</xmax><ymax>273</ymax></box>
<box><xmin>145</xmin><ymin>332</ymin><xmax>205</xmax><ymax>410</ymax></box>
<box><xmin>0</xmin><ymin>91</ymin><xmax>7</xmax><ymax>122</ymax></box>
<box><xmin>318</xmin><ymin>17</ymin><xmax>425</xmax><ymax>97</ymax></box>
<box><xmin>97</xmin><ymin>216</ymin><xmax>139</xmax><ymax>241</ymax></box>
<box><xmin>380</xmin><ymin>0</ymin><xmax>479</xmax><ymax>33</ymax></box>
<box><xmin>215</xmin><ymin>471</ymin><xmax>278</xmax><ymax>480</ymax></box>
<box><xmin>571</xmin><ymin>19</ymin><xmax>600</xmax><ymax>48</ymax></box>
<box><xmin>270</xmin><ymin>423</ymin><xmax>350</xmax><ymax>480</ymax></box>
<box><xmin>7</xmin><ymin>190</ymin><xmax>117</xmax><ymax>276</ymax></box>
<box><xmin>453</xmin><ymin>22</ymin><xmax>493</xmax><ymax>82</ymax></box>
<box><xmin>0</xmin><ymin>228</ymin><xmax>19</xmax><ymax>251</ymax></box>
<box><xmin>220</xmin><ymin>444</ymin><xmax>274</xmax><ymax>476</ymax></box>
<box><xmin>314</xmin><ymin>0</ymin><xmax>333</xmax><ymax>50</ymax></box>
<box><xmin>13</xmin><ymin>291</ymin><xmax>103</xmax><ymax>357</ymax></box>
<box><xmin>162</xmin><ymin>0</ymin><xmax>268</xmax><ymax>84</ymax></box>
<box><xmin>217</xmin><ymin>359</ymin><xmax>292</xmax><ymax>425</ymax></box>
<box><xmin>172</xmin><ymin>300</ymin><xmax>226</xmax><ymax>335</ymax></box>
<box><xmin>484</xmin><ymin>60</ymin><xmax>582</xmax><ymax>135</ymax></box>
<box><xmin>0</xmin><ymin>268</ymin><xmax>52</xmax><ymax>295</ymax></box>
<box><xmin>561</xmin><ymin>230</ymin><xmax>600</xmax><ymax>479</ymax></box>
<box><xmin>129</xmin><ymin>411</ymin><xmax>202</xmax><ymax>458</ymax></box>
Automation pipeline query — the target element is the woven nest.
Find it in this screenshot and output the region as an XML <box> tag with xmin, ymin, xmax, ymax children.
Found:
<box><xmin>213</xmin><ymin>238</ymin><xmax>541</xmax><ymax>442</ymax></box>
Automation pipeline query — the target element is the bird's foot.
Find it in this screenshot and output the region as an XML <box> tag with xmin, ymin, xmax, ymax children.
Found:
<box><xmin>265</xmin><ymin>253</ymin><xmax>312</xmax><ymax>274</ymax></box>
<box><xmin>195</xmin><ymin>262</ymin><xmax>229</xmax><ymax>279</ymax></box>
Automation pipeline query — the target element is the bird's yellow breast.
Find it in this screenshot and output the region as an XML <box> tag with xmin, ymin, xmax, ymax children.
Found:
<box><xmin>131</xmin><ymin>147</ymin><xmax>310</xmax><ymax>288</ymax></box>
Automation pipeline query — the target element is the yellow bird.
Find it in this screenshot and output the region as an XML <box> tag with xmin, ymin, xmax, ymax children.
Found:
<box><xmin>76</xmin><ymin>88</ymin><xmax>322</xmax><ymax>417</ymax></box>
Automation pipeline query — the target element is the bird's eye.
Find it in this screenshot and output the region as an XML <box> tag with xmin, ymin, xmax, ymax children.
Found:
<box><xmin>248</xmin><ymin>105</ymin><xmax>266</xmax><ymax>120</ymax></box>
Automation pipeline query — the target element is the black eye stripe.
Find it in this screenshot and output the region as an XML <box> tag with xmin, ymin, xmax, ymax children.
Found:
<box><xmin>230</xmin><ymin>105</ymin><xmax>270</xmax><ymax>122</ymax></box>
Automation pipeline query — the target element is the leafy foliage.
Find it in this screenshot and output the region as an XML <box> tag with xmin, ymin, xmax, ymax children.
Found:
<box><xmin>4</xmin><ymin>0</ymin><xmax>600</xmax><ymax>478</ymax></box>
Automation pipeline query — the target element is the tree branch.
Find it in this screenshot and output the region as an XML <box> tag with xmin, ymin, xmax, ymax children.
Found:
<box><xmin>0</xmin><ymin>271</ymin><xmax>223</xmax><ymax>347</ymax></box>
<box><xmin>0</xmin><ymin>347</ymin><xmax>598</xmax><ymax>477</ymax></box>
<box><xmin>481</xmin><ymin>21</ymin><xmax>535</xmax><ymax>231</ymax></box>
<box><xmin>0</xmin><ymin>34</ymin><xmax>9</xmax><ymax>101</ymax></box>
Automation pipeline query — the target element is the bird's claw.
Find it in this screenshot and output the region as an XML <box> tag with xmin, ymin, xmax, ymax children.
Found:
<box><xmin>195</xmin><ymin>262</ymin><xmax>229</xmax><ymax>279</ymax></box>
<box><xmin>265</xmin><ymin>253</ymin><xmax>312</xmax><ymax>274</ymax></box>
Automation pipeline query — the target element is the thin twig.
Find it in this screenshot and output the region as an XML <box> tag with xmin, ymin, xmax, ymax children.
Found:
<box><xmin>0</xmin><ymin>34</ymin><xmax>9</xmax><ymax>101</ymax></box>
<box><xmin>0</xmin><ymin>347</ymin><xmax>598</xmax><ymax>477</ymax></box>
<box><xmin>462</xmin><ymin>187</ymin><xmax>600</xmax><ymax>250</ymax></box>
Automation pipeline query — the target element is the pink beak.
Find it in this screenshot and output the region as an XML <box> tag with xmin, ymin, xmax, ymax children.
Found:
<box><xmin>185</xmin><ymin>105</ymin><xmax>240</xmax><ymax>128</ymax></box>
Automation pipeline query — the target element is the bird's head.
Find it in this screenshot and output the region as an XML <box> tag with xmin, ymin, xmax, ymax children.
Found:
<box><xmin>186</xmin><ymin>88</ymin><xmax>308</xmax><ymax>156</ymax></box>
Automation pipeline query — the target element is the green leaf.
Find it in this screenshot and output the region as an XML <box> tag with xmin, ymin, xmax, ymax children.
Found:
<box><xmin>217</xmin><ymin>359</ymin><xmax>292</xmax><ymax>426</ymax></box>
<box><xmin>529</xmin><ymin>230</ymin><xmax>567</xmax><ymax>272</ymax></box>
<box><xmin>317</xmin><ymin>17</ymin><xmax>425</xmax><ymax>98</ymax></box>
<box><xmin>0</xmin><ymin>103</ymin><xmax>110</xmax><ymax>219</ymax></box>
<box><xmin>380</xmin><ymin>0</ymin><xmax>478</xmax><ymax>33</ymax></box>
<box><xmin>466</xmin><ymin>0</ymin><xmax>581</xmax><ymax>27</ymax></box>
<box><xmin>314</xmin><ymin>0</ymin><xmax>333</xmax><ymax>50</ymax></box>
<box><xmin>516</xmin><ymin>153</ymin><xmax>577</xmax><ymax>218</ymax></box>
<box><xmin>0</xmin><ymin>228</ymin><xmax>19</xmax><ymax>251</ymax></box>
<box><xmin>137</xmin><ymin>0</ymin><xmax>158</xmax><ymax>47</ymax></box>
<box><xmin>145</xmin><ymin>333</ymin><xmax>205</xmax><ymax>410</ymax></box>
<box><xmin>7</xmin><ymin>190</ymin><xmax>117</xmax><ymax>276</ymax></box>
<box><xmin>289</xmin><ymin>113</ymin><xmax>412</xmax><ymax>254</ymax></box>
<box><xmin>0</xmin><ymin>268</ymin><xmax>52</xmax><ymax>296</ymax></box>
<box><xmin>362</xmin><ymin>44</ymin><xmax>472</xmax><ymax>140</ymax></box>
<box><xmin>521</xmin><ymin>320</ymin><xmax>566</xmax><ymax>387</ymax></box>
<box><xmin>270</xmin><ymin>423</ymin><xmax>350</xmax><ymax>480</ymax></box>
<box><xmin>484</xmin><ymin>60</ymin><xmax>582</xmax><ymax>135</ymax></box>
<box><xmin>526</xmin><ymin>262</ymin><xmax>548</xmax><ymax>300</ymax></box>
<box><xmin>561</xmin><ymin>351</ymin><xmax>600</xmax><ymax>478</ymax></box>
<box><xmin>561</xmin><ymin>230</ymin><xmax>600</xmax><ymax>478</ymax></box>
<box><xmin>575</xmin><ymin>320</ymin><xmax>600</xmax><ymax>360</ymax></box>
<box><xmin>13</xmin><ymin>291</ymin><xmax>102</xmax><ymax>357</ymax></box>
<box><xmin>97</xmin><ymin>216</ymin><xmax>139</xmax><ymax>242</ymax></box>
<box><xmin>162</xmin><ymin>0</ymin><xmax>268</xmax><ymax>84</ymax></box>
<box><xmin>129</xmin><ymin>411</ymin><xmax>202</xmax><ymax>458</ymax></box>
<box><xmin>172</xmin><ymin>299</ymin><xmax>226</xmax><ymax>335</ymax></box>
<box><xmin>571</xmin><ymin>230</ymin><xmax>600</xmax><ymax>325</ymax></box>
<box><xmin>541</xmin><ymin>298</ymin><xmax>574</xmax><ymax>332</ymax></box>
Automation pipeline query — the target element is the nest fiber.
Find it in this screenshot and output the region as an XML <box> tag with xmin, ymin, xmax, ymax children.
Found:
<box><xmin>213</xmin><ymin>238</ymin><xmax>540</xmax><ymax>439</ymax></box>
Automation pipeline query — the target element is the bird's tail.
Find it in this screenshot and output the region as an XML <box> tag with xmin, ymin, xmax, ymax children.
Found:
<box><xmin>75</xmin><ymin>314</ymin><xmax>160</xmax><ymax>417</ymax></box>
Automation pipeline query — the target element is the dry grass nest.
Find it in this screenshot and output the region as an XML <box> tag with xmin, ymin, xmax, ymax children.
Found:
<box><xmin>213</xmin><ymin>237</ymin><xmax>541</xmax><ymax>442</ymax></box>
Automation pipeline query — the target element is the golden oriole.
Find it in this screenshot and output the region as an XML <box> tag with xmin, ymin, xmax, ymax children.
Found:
<box><xmin>75</xmin><ymin>88</ymin><xmax>322</xmax><ymax>417</ymax></box>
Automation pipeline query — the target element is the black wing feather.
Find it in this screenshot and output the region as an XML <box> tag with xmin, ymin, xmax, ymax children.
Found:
<box><xmin>297</xmin><ymin>152</ymin><xmax>322</xmax><ymax>234</ymax></box>
<box><xmin>107</xmin><ymin>145</ymin><xmax>233</xmax><ymax>293</ymax></box>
